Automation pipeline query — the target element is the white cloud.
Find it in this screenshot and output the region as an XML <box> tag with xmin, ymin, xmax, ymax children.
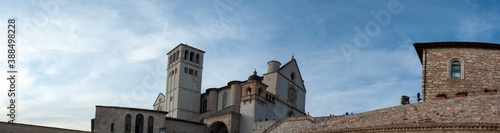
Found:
<box><xmin>0</xmin><ymin>0</ymin><xmax>499</xmax><ymax>132</ymax></box>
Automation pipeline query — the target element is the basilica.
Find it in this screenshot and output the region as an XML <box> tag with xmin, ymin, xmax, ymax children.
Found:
<box><xmin>91</xmin><ymin>43</ymin><xmax>308</xmax><ymax>133</ymax></box>
<box><xmin>152</xmin><ymin>43</ymin><xmax>307</xmax><ymax>132</ymax></box>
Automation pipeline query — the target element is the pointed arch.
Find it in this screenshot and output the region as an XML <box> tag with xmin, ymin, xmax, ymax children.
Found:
<box><xmin>184</xmin><ymin>50</ymin><xmax>189</xmax><ymax>60</ymax></box>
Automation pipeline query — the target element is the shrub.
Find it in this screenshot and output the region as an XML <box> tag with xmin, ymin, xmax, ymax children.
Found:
<box><xmin>436</xmin><ymin>93</ymin><xmax>446</xmax><ymax>97</ymax></box>
<box><xmin>484</xmin><ymin>89</ymin><xmax>497</xmax><ymax>92</ymax></box>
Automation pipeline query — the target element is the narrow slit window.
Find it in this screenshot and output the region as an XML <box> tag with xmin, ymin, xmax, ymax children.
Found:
<box><xmin>222</xmin><ymin>92</ymin><xmax>228</xmax><ymax>108</ymax></box>
<box><xmin>451</xmin><ymin>61</ymin><xmax>461</xmax><ymax>78</ymax></box>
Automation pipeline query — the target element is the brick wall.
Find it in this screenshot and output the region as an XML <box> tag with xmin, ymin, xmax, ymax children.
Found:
<box><xmin>266</xmin><ymin>95</ymin><xmax>500</xmax><ymax>132</ymax></box>
<box><xmin>421</xmin><ymin>46</ymin><xmax>500</xmax><ymax>101</ymax></box>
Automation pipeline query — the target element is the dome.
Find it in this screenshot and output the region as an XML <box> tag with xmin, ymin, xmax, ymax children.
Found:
<box><xmin>248</xmin><ymin>70</ymin><xmax>261</xmax><ymax>81</ymax></box>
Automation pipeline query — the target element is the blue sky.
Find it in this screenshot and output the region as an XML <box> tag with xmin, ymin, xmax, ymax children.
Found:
<box><xmin>1</xmin><ymin>0</ymin><xmax>499</xmax><ymax>131</ymax></box>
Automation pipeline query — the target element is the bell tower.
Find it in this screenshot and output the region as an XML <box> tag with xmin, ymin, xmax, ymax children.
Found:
<box><xmin>164</xmin><ymin>43</ymin><xmax>204</xmax><ymax>120</ymax></box>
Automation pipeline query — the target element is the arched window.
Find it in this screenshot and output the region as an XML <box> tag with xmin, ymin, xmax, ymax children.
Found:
<box><xmin>147</xmin><ymin>116</ymin><xmax>154</xmax><ymax>133</ymax></box>
<box><xmin>175</xmin><ymin>50</ymin><xmax>179</xmax><ymax>61</ymax></box>
<box><xmin>184</xmin><ymin>50</ymin><xmax>189</xmax><ymax>60</ymax></box>
<box><xmin>222</xmin><ymin>92</ymin><xmax>228</xmax><ymax>108</ymax></box>
<box><xmin>196</xmin><ymin>54</ymin><xmax>200</xmax><ymax>63</ymax></box>
<box><xmin>451</xmin><ymin>61</ymin><xmax>461</xmax><ymax>78</ymax></box>
<box><xmin>246</xmin><ymin>88</ymin><xmax>252</xmax><ymax>96</ymax></box>
<box><xmin>174</xmin><ymin>53</ymin><xmax>177</xmax><ymax>62</ymax></box>
<box><xmin>168</xmin><ymin>55</ymin><xmax>172</xmax><ymax>65</ymax></box>
<box><xmin>125</xmin><ymin>114</ymin><xmax>131</xmax><ymax>133</ymax></box>
<box><xmin>202</xmin><ymin>99</ymin><xmax>207</xmax><ymax>113</ymax></box>
<box><xmin>291</xmin><ymin>72</ymin><xmax>295</xmax><ymax>80</ymax></box>
<box><xmin>190</xmin><ymin>52</ymin><xmax>194</xmax><ymax>62</ymax></box>
<box><xmin>135</xmin><ymin>114</ymin><xmax>144</xmax><ymax>133</ymax></box>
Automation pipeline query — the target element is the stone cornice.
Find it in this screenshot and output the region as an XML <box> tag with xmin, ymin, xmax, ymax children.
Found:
<box><xmin>413</xmin><ymin>41</ymin><xmax>500</xmax><ymax>64</ymax></box>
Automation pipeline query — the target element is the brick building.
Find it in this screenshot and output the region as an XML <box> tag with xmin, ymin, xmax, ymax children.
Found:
<box><xmin>266</xmin><ymin>41</ymin><xmax>500</xmax><ymax>132</ymax></box>
<box><xmin>414</xmin><ymin>42</ymin><xmax>500</xmax><ymax>101</ymax></box>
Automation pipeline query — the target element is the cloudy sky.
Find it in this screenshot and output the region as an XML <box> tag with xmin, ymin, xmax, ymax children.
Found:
<box><xmin>1</xmin><ymin>0</ymin><xmax>500</xmax><ymax>131</ymax></box>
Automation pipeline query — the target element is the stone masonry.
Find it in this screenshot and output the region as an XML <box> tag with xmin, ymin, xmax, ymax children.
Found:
<box><xmin>414</xmin><ymin>42</ymin><xmax>500</xmax><ymax>101</ymax></box>
<box><xmin>266</xmin><ymin>95</ymin><xmax>499</xmax><ymax>132</ymax></box>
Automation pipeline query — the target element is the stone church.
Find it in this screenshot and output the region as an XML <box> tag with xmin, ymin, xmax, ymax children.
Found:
<box><xmin>90</xmin><ymin>43</ymin><xmax>308</xmax><ymax>133</ymax></box>
<box><xmin>152</xmin><ymin>43</ymin><xmax>307</xmax><ymax>132</ymax></box>
<box><xmin>89</xmin><ymin>42</ymin><xmax>500</xmax><ymax>133</ymax></box>
<box><xmin>2</xmin><ymin>42</ymin><xmax>499</xmax><ymax>133</ymax></box>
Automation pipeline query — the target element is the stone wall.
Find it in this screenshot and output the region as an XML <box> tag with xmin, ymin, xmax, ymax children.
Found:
<box><xmin>253</xmin><ymin>120</ymin><xmax>277</xmax><ymax>133</ymax></box>
<box><xmin>266</xmin><ymin>95</ymin><xmax>500</xmax><ymax>132</ymax></box>
<box><xmin>205</xmin><ymin>110</ymin><xmax>240</xmax><ymax>133</ymax></box>
<box><xmin>0</xmin><ymin>122</ymin><xmax>89</xmax><ymax>133</ymax></box>
<box><xmin>93</xmin><ymin>106</ymin><xmax>167</xmax><ymax>133</ymax></box>
<box><xmin>267</xmin><ymin>116</ymin><xmax>315</xmax><ymax>133</ymax></box>
<box><xmin>421</xmin><ymin>46</ymin><xmax>500</xmax><ymax>101</ymax></box>
<box><xmin>164</xmin><ymin>117</ymin><xmax>206</xmax><ymax>133</ymax></box>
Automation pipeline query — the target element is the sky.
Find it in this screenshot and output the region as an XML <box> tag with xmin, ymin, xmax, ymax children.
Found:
<box><xmin>0</xmin><ymin>0</ymin><xmax>499</xmax><ymax>131</ymax></box>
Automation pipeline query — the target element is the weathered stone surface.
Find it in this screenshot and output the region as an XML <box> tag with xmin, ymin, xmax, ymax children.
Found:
<box><xmin>94</xmin><ymin>105</ymin><xmax>167</xmax><ymax>133</ymax></box>
<box><xmin>266</xmin><ymin>95</ymin><xmax>499</xmax><ymax>133</ymax></box>
<box><xmin>205</xmin><ymin>108</ymin><xmax>240</xmax><ymax>133</ymax></box>
<box><xmin>418</xmin><ymin>44</ymin><xmax>500</xmax><ymax>101</ymax></box>
<box><xmin>0</xmin><ymin>122</ymin><xmax>89</xmax><ymax>133</ymax></box>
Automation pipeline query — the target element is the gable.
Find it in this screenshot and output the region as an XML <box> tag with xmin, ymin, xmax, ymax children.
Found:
<box><xmin>278</xmin><ymin>59</ymin><xmax>305</xmax><ymax>90</ymax></box>
<box><xmin>153</xmin><ymin>93</ymin><xmax>166</xmax><ymax>106</ymax></box>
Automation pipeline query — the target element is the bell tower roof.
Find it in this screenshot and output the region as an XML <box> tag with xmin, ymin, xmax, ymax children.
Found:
<box><xmin>247</xmin><ymin>70</ymin><xmax>261</xmax><ymax>81</ymax></box>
